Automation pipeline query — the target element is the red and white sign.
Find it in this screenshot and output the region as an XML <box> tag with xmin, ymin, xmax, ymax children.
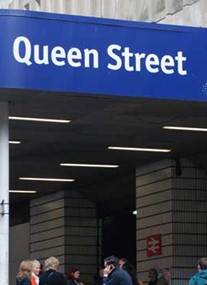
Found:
<box><xmin>147</xmin><ymin>234</ymin><xmax>161</xmax><ymax>257</ymax></box>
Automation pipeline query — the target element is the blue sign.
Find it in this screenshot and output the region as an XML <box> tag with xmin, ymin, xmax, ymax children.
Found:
<box><xmin>0</xmin><ymin>9</ymin><xmax>207</xmax><ymax>101</ymax></box>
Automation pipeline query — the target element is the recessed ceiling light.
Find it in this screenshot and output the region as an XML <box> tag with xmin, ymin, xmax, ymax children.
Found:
<box><xmin>60</xmin><ymin>163</ymin><xmax>119</xmax><ymax>168</ymax></box>
<box><xmin>163</xmin><ymin>126</ymin><xmax>207</xmax><ymax>132</ymax></box>
<box><xmin>19</xmin><ymin>177</ymin><xmax>74</xmax><ymax>182</ymax></box>
<box><xmin>9</xmin><ymin>140</ymin><xmax>21</xmax><ymax>144</ymax></box>
<box><xmin>108</xmin><ymin>146</ymin><xmax>171</xmax><ymax>153</ymax></box>
<box><xmin>9</xmin><ymin>116</ymin><xmax>70</xmax><ymax>123</ymax></box>
<box><xmin>9</xmin><ymin>190</ymin><xmax>37</xmax><ymax>193</ymax></box>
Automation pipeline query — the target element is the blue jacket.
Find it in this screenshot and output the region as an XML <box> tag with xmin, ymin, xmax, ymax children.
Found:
<box><xmin>189</xmin><ymin>269</ymin><xmax>207</xmax><ymax>285</ymax></box>
<box><xmin>102</xmin><ymin>267</ymin><xmax>133</xmax><ymax>285</ymax></box>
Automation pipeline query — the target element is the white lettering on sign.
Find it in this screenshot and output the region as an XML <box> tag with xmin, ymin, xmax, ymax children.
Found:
<box><xmin>13</xmin><ymin>36</ymin><xmax>99</xmax><ymax>68</ymax></box>
<box><xmin>107</xmin><ymin>44</ymin><xmax>187</xmax><ymax>75</ymax></box>
<box><xmin>13</xmin><ymin>36</ymin><xmax>33</xmax><ymax>66</ymax></box>
<box><xmin>12</xmin><ymin>36</ymin><xmax>188</xmax><ymax>76</ymax></box>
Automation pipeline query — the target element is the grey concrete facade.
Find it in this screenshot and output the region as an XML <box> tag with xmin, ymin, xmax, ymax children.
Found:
<box><xmin>1</xmin><ymin>0</ymin><xmax>207</xmax><ymax>27</ymax></box>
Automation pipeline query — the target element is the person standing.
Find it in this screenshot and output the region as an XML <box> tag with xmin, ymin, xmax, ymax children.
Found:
<box><xmin>31</xmin><ymin>260</ymin><xmax>41</xmax><ymax>285</ymax></box>
<box><xmin>189</xmin><ymin>257</ymin><xmax>207</xmax><ymax>285</ymax></box>
<box><xmin>102</xmin><ymin>255</ymin><xmax>133</xmax><ymax>285</ymax></box>
<box><xmin>157</xmin><ymin>268</ymin><xmax>171</xmax><ymax>285</ymax></box>
<box><xmin>39</xmin><ymin>256</ymin><xmax>66</xmax><ymax>285</ymax></box>
<box><xmin>66</xmin><ymin>268</ymin><xmax>84</xmax><ymax>285</ymax></box>
<box><xmin>119</xmin><ymin>257</ymin><xmax>142</xmax><ymax>285</ymax></box>
<box><xmin>148</xmin><ymin>268</ymin><xmax>158</xmax><ymax>285</ymax></box>
<box><xmin>16</xmin><ymin>260</ymin><xmax>32</xmax><ymax>285</ymax></box>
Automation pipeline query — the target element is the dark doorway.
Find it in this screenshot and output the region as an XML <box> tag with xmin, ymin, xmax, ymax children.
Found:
<box><xmin>102</xmin><ymin>210</ymin><xmax>136</xmax><ymax>266</ymax></box>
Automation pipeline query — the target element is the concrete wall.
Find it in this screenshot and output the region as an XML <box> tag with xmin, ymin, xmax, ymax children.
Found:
<box><xmin>9</xmin><ymin>222</ymin><xmax>30</xmax><ymax>285</ymax></box>
<box><xmin>30</xmin><ymin>190</ymin><xmax>100</xmax><ymax>285</ymax></box>
<box><xmin>1</xmin><ymin>0</ymin><xmax>207</xmax><ymax>27</ymax></box>
<box><xmin>136</xmin><ymin>159</ymin><xmax>207</xmax><ymax>285</ymax></box>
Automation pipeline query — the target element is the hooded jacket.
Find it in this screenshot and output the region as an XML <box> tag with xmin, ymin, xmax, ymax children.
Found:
<box><xmin>189</xmin><ymin>269</ymin><xmax>207</xmax><ymax>285</ymax></box>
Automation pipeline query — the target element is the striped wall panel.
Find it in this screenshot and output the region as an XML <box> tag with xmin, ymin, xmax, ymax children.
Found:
<box><xmin>171</xmin><ymin>161</ymin><xmax>207</xmax><ymax>284</ymax></box>
<box><xmin>30</xmin><ymin>191</ymin><xmax>66</xmax><ymax>272</ymax></box>
<box><xmin>30</xmin><ymin>190</ymin><xmax>101</xmax><ymax>285</ymax></box>
<box><xmin>136</xmin><ymin>159</ymin><xmax>207</xmax><ymax>285</ymax></box>
<box><xmin>136</xmin><ymin>159</ymin><xmax>173</xmax><ymax>284</ymax></box>
<box><xmin>64</xmin><ymin>190</ymin><xmax>101</xmax><ymax>284</ymax></box>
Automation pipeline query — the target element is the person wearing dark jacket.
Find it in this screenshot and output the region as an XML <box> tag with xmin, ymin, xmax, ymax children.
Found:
<box><xmin>102</xmin><ymin>256</ymin><xmax>133</xmax><ymax>285</ymax></box>
<box><xmin>189</xmin><ymin>257</ymin><xmax>207</xmax><ymax>285</ymax></box>
<box><xmin>148</xmin><ymin>268</ymin><xmax>158</xmax><ymax>285</ymax></box>
<box><xmin>16</xmin><ymin>260</ymin><xmax>32</xmax><ymax>285</ymax></box>
<box><xmin>39</xmin><ymin>256</ymin><xmax>66</xmax><ymax>285</ymax></box>
<box><xmin>119</xmin><ymin>257</ymin><xmax>143</xmax><ymax>285</ymax></box>
<box><xmin>66</xmin><ymin>268</ymin><xmax>84</xmax><ymax>285</ymax></box>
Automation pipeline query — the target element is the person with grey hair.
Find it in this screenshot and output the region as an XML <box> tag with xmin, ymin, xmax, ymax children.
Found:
<box><xmin>39</xmin><ymin>256</ymin><xmax>66</xmax><ymax>285</ymax></box>
<box><xmin>31</xmin><ymin>260</ymin><xmax>41</xmax><ymax>285</ymax></box>
<box><xmin>189</xmin><ymin>257</ymin><xmax>207</xmax><ymax>285</ymax></box>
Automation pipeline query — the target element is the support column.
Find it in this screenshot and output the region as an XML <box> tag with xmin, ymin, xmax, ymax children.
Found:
<box><xmin>30</xmin><ymin>189</ymin><xmax>100</xmax><ymax>285</ymax></box>
<box><xmin>136</xmin><ymin>159</ymin><xmax>207</xmax><ymax>285</ymax></box>
<box><xmin>0</xmin><ymin>101</ymin><xmax>9</xmax><ymax>285</ymax></box>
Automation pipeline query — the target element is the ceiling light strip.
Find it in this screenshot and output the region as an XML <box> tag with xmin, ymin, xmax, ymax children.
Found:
<box><xmin>9</xmin><ymin>116</ymin><xmax>70</xmax><ymax>123</ymax></box>
<box><xmin>60</xmin><ymin>163</ymin><xmax>119</xmax><ymax>168</ymax></box>
<box><xmin>108</xmin><ymin>146</ymin><xmax>171</xmax><ymax>153</ymax></box>
<box><xmin>9</xmin><ymin>140</ymin><xmax>21</xmax><ymax>144</ymax></box>
<box><xmin>163</xmin><ymin>126</ymin><xmax>207</xmax><ymax>132</ymax></box>
<box><xmin>9</xmin><ymin>190</ymin><xmax>37</xmax><ymax>193</ymax></box>
<box><xmin>19</xmin><ymin>177</ymin><xmax>74</xmax><ymax>182</ymax></box>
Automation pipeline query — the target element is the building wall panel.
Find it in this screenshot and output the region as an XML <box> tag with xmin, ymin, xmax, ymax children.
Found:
<box><xmin>136</xmin><ymin>159</ymin><xmax>207</xmax><ymax>284</ymax></box>
<box><xmin>1</xmin><ymin>0</ymin><xmax>206</xmax><ymax>28</ymax></box>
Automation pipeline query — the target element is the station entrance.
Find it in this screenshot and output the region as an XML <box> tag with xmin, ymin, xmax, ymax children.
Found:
<box><xmin>1</xmin><ymin>9</ymin><xmax>207</xmax><ymax>285</ymax></box>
